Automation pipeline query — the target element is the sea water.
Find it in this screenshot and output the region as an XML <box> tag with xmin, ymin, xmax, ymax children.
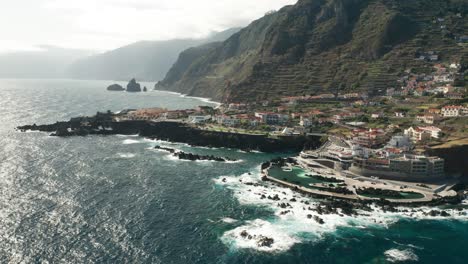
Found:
<box><xmin>0</xmin><ymin>79</ymin><xmax>467</xmax><ymax>263</ymax></box>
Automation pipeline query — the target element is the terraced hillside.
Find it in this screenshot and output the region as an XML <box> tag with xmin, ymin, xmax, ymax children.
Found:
<box><xmin>157</xmin><ymin>0</ymin><xmax>468</xmax><ymax>102</ymax></box>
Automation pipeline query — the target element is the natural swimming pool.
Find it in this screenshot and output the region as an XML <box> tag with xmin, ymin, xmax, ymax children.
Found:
<box><xmin>268</xmin><ymin>165</ymin><xmax>334</xmax><ymax>188</ymax></box>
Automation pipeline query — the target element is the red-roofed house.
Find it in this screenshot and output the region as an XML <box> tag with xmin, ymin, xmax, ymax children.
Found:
<box><xmin>441</xmin><ymin>105</ymin><xmax>465</xmax><ymax>117</ymax></box>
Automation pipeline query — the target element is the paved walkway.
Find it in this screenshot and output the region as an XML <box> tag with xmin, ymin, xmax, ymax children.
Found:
<box><xmin>273</xmin><ymin>158</ymin><xmax>444</xmax><ymax>203</ymax></box>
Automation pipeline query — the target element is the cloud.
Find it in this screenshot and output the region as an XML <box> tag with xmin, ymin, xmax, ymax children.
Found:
<box><xmin>0</xmin><ymin>0</ymin><xmax>297</xmax><ymax>52</ymax></box>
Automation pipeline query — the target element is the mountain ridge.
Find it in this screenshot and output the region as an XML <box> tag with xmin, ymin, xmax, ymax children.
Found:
<box><xmin>67</xmin><ymin>28</ymin><xmax>242</xmax><ymax>81</ymax></box>
<box><xmin>157</xmin><ymin>0</ymin><xmax>467</xmax><ymax>102</ymax></box>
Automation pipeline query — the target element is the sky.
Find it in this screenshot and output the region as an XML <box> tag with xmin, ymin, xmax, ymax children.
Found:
<box><xmin>0</xmin><ymin>0</ymin><xmax>297</xmax><ymax>53</ymax></box>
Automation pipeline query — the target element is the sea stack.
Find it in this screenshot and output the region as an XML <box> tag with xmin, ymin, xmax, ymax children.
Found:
<box><xmin>143</xmin><ymin>86</ymin><xmax>148</xmax><ymax>92</ymax></box>
<box><xmin>126</xmin><ymin>78</ymin><xmax>142</xmax><ymax>92</ymax></box>
<box><xmin>106</xmin><ymin>84</ymin><xmax>125</xmax><ymax>91</ymax></box>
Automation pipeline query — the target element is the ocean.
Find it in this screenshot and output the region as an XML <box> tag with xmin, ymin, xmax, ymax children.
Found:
<box><xmin>0</xmin><ymin>79</ymin><xmax>467</xmax><ymax>263</ymax></box>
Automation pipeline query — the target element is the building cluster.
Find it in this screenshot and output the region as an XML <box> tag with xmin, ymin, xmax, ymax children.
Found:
<box><xmin>352</xmin><ymin>128</ymin><xmax>387</xmax><ymax>148</ymax></box>
<box><xmin>389</xmin><ymin>62</ymin><xmax>464</xmax><ymax>99</ymax></box>
<box><xmin>120</xmin><ymin>108</ymin><xmax>168</xmax><ymax>121</ymax></box>
<box><xmin>303</xmin><ymin>133</ymin><xmax>445</xmax><ymax>181</ymax></box>
<box><xmin>118</xmin><ymin>107</ymin><xmax>209</xmax><ymax>122</ymax></box>
<box><xmin>350</xmin><ymin>154</ymin><xmax>444</xmax><ymax>180</ymax></box>
<box><xmin>412</xmin><ymin>104</ymin><xmax>467</xmax><ymax>126</ymax></box>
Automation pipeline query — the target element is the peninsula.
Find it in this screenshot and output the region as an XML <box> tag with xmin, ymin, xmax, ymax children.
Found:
<box><xmin>18</xmin><ymin>89</ymin><xmax>468</xmax><ymax>205</ymax></box>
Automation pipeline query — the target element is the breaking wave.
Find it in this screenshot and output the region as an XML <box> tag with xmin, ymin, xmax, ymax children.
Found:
<box><xmin>384</xmin><ymin>248</ymin><xmax>419</xmax><ymax>262</ymax></box>
<box><xmin>117</xmin><ymin>153</ymin><xmax>136</xmax><ymax>158</ymax></box>
<box><xmin>122</xmin><ymin>139</ymin><xmax>141</xmax><ymax>145</ymax></box>
<box><xmin>214</xmin><ymin>170</ymin><xmax>468</xmax><ymax>253</ymax></box>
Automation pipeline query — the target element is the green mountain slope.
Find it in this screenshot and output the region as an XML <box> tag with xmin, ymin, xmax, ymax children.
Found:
<box><xmin>158</xmin><ymin>0</ymin><xmax>468</xmax><ymax>102</ymax></box>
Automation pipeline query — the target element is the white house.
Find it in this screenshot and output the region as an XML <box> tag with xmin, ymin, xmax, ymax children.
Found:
<box><xmin>188</xmin><ymin>115</ymin><xmax>211</xmax><ymax>124</ymax></box>
<box><xmin>254</xmin><ymin>112</ymin><xmax>289</xmax><ymax>125</ymax></box>
<box><xmin>215</xmin><ymin>115</ymin><xmax>239</xmax><ymax>126</ymax></box>
<box><xmin>441</xmin><ymin>105</ymin><xmax>465</xmax><ymax>117</ymax></box>
<box><xmin>404</xmin><ymin>127</ymin><xmax>431</xmax><ymax>142</ymax></box>
<box><xmin>300</xmin><ymin>116</ymin><xmax>312</xmax><ymax>127</ymax></box>
<box><xmin>419</xmin><ymin>126</ymin><xmax>442</xmax><ymax>139</ymax></box>
<box><xmin>395</xmin><ymin>112</ymin><xmax>405</xmax><ymax>118</ymax></box>
<box><xmin>416</xmin><ymin>114</ymin><xmax>438</xmax><ymax>124</ymax></box>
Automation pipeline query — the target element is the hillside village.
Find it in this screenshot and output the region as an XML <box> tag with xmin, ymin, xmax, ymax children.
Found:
<box><xmin>116</xmin><ymin>55</ymin><xmax>468</xmax><ymax>184</ymax></box>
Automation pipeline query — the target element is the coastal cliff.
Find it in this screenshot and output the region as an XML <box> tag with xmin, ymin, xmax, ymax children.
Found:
<box><xmin>18</xmin><ymin>118</ymin><xmax>321</xmax><ymax>153</ymax></box>
<box><xmin>427</xmin><ymin>145</ymin><xmax>468</xmax><ymax>180</ymax></box>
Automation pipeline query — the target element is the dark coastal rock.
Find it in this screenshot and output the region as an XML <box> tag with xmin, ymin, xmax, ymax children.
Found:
<box><xmin>126</xmin><ymin>78</ymin><xmax>141</xmax><ymax>92</ymax></box>
<box><xmin>440</xmin><ymin>211</ymin><xmax>450</xmax><ymax>217</ymax></box>
<box><xmin>154</xmin><ymin>145</ymin><xmax>176</xmax><ymax>153</ymax></box>
<box><xmin>143</xmin><ymin>86</ymin><xmax>148</xmax><ymax>92</ymax></box>
<box><xmin>107</xmin><ymin>84</ymin><xmax>125</xmax><ymax>91</ymax></box>
<box><xmin>268</xmin><ymin>194</ymin><xmax>280</xmax><ymax>201</ymax></box>
<box><xmin>154</xmin><ymin>145</ymin><xmax>236</xmax><ymax>162</ymax></box>
<box><xmin>313</xmin><ymin>215</ymin><xmax>325</xmax><ymax>224</ymax></box>
<box><xmin>19</xmin><ymin>116</ymin><xmax>321</xmax><ymax>153</ymax></box>
<box><xmin>311</xmin><ymin>175</ymin><xmax>344</xmax><ymax>183</ymax></box>
<box><xmin>357</xmin><ymin>187</ymin><xmax>420</xmax><ymax>199</ymax></box>
<box><xmin>240</xmin><ymin>230</ymin><xmax>248</xmax><ymax>238</ymax></box>
<box><xmin>261</xmin><ymin>162</ymin><xmax>271</xmax><ymax>170</ymax></box>
<box><xmin>256</xmin><ymin>236</ymin><xmax>274</xmax><ymax>247</ymax></box>
<box><xmin>177</xmin><ymin>151</ymin><xmax>232</xmax><ymax>162</ymax></box>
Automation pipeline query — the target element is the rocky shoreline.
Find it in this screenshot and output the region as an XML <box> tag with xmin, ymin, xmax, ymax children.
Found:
<box><xmin>17</xmin><ymin>113</ymin><xmax>322</xmax><ymax>153</ymax></box>
<box><xmin>220</xmin><ymin>172</ymin><xmax>466</xmax><ymax>252</ymax></box>
<box><xmin>238</xmin><ymin>176</ymin><xmax>467</xmax><ymax>220</ymax></box>
<box><xmin>154</xmin><ymin>145</ymin><xmax>237</xmax><ymax>162</ymax></box>
<box><xmin>261</xmin><ymin>159</ymin><xmax>467</xmax><ymax>207</ymax></box>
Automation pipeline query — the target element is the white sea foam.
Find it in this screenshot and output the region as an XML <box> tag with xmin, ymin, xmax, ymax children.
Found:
<box><xmin>116</xmin><ymin>134</ymin><xmax>139</xmax><ymax>137</ymax></box>
<box><xmin>392</xmin><ymin>241</ymin><xmax>424</xmax><ymax>250</ymax></box>
<box><xmin>23</xmin><ymin>130</ymin><xmax>42</xmax><ymax>133</ymax></box>
<box><xmin>215</xmin><ymin>170</ymin><xmax>468</xmax><ymax>253</ymax></box>
<box><xmin>144</xmin><ymin>138</ymin><xmax>191</xmax><ymax>147</ymax></box>
<box><xmin>236</xmin><ymin>150</ymin><xmax>263</xmax><ymax>154</ymax></box>
<box><xmin>191</xmin><ymin>145</ymin><xmax>222</xmax><ymax>150</ymax></box>
<box><xmin>122</xmin><ymin>139</ymin><xmax>141</xmax><ymax>145</ymax></box>
<box><xmin>221</xmin><ymin>217</ymin><xmax>238</xmax><ymax>224</ymax></box>
<box><xmin>222</xmin><ymin>219</ymin><xmax>300</xmax><ymax>252</ymax></box>
<box><xmin>384</xmin><ymin>248</ymin><xmax>419</xmax><ymax>262</ymax></box>
<box><xmin>118</xmin><ymin>153</ymin><xmax>136</xmax><ymax>158</ymax></box>
<box><xmin>162</xmin><ymin>154</ymin><xmax>180</xmax><ymax>162</ymax></box>
<box><xmin>225</xmin><ymin>159</ymin><xmax>243</xmax><ymax>164</ymax></box>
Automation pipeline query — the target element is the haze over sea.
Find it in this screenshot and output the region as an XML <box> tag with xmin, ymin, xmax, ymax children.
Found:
<box><xmin>0</xmin><ymin>79</ymin><xmax>467</xmax><ymax>263</ymax></box>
